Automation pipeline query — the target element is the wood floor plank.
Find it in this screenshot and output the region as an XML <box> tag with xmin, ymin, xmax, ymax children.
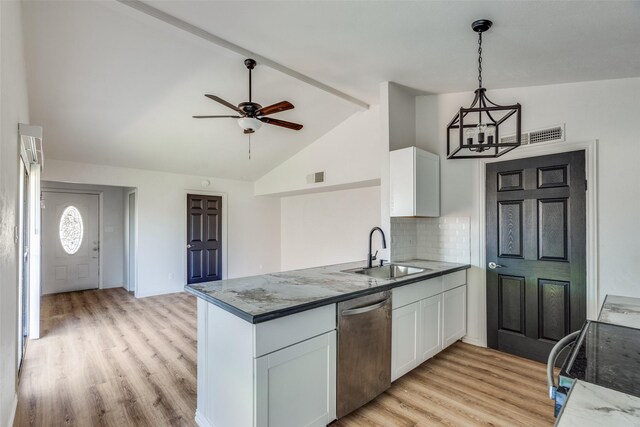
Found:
<box><xmin>336</xmin><ymin>342</ymin><xmax>556</xmax><ymax>427</ymax></box>
<box><xmin>15</xmin><ymin>288</ymin><xmax>198</xmax><ymax>427</ymax></box>
<box><xmin>16</xmin><ymin>288</ymin><xmax>556</xmax><ymax>427</ymax></box>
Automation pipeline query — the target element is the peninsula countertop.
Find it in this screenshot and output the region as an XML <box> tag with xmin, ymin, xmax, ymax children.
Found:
<box><xmin>184</xmin><ymin>259</ymin><xmax>470</xmax><ymax>323</ymax></box>
<box><xmin>555</xmin><ymin>294</ymin><xmax>640</xmax><ymax>426</ymax></box>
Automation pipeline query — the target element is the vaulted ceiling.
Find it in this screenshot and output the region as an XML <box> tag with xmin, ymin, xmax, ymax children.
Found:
<box><xmin>23</xmin><ymin>1</ymin><xmax>640</xmax><ymax>180</ymax></box>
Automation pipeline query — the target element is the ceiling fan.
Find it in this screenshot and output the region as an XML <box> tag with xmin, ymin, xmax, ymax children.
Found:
<box><xmin>193</xmin><ymin>58</ymin><xmax>303</xmax><ymax>134</ymax></box>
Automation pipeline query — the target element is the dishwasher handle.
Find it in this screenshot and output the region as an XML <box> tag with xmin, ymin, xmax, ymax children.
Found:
<box><xmin>341</xmin><ymin>298</ymin><xmax>389</xmax><ymax>316</ymax></box>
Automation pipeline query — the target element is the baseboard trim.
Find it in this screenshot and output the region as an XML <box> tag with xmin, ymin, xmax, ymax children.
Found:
<box><xmin>7</xmin><ymin>392</ymin><xmax>17</xmax><ymax>427</ymax></box>
<box><xmin>135</xmin><ymin>288</ymin><xmax>186</xmax><ymax>298</ymax></box>
<box><xmin>194</xmin><ymin>410</ymin><xmax>214</xmax><ymax>427</ymax></box>
<box><xmin>462</xmin><ymin>336</ymin><xmax>486</xmax><ymax>348</ymax></box>
<box><xmin>100</xmin><ymin>282</ymin><xmax>126</xmax><ymax>290</ymax></box>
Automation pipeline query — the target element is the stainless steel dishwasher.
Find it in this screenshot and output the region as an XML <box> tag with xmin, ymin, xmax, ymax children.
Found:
<box><xmin>337</xmin><ymin>290</ymin><xmax>392</xmax><ymax>418</ymax></box>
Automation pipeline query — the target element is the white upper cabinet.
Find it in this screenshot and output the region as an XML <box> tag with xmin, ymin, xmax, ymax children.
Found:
<box><xmin>390</xmin><ymin>146</ymin><xmax>440</xmax><ymax>217</ymax></box>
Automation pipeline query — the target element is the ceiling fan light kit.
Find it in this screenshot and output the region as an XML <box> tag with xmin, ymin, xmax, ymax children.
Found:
<box><xmin>238</xmin><ymin>117</ymin><xmax>262</xmax><ymax>133</ymax></box>
<box><xmin>193</xmin><ymin>58</ymin><xmax>303</xmax><ymax>136</ymax></box>
<box><xmin>446</xmin><ymin>19</ymin><xmax>522</xmax><ymax>159</ymax></box>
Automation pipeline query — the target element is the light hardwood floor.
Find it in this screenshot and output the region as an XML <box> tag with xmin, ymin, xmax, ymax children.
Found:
<box><xmin>15</xmin><ymin>288</ymin><xmax>556</xmax><ymax>426</ymax></box>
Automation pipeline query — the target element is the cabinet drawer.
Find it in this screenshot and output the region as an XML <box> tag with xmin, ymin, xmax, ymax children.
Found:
<box><xmin>254</xmin><ymin>304</ymin><xmax>336</xmax><ymax>357</ymax></box>
<box><xmin>443</xmin><ymin>270</ymin><xmax>466</xmax><ymax>292</ymax></box>
<box><xmin>392</xmin><ymin>277</ymin><xmax>443</xmax><ymax>309</ymax></box>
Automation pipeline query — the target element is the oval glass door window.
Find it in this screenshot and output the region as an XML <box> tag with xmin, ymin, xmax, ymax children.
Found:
<box><xmin>59</xmin><ymin>206</ymin><xmax>83</xmax><ymax>254</ymax></box>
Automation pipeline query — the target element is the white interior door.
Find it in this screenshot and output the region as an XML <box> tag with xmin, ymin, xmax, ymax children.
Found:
<box><xmin>42</xmin><ymin>191</ymin><xmax>99</xmax><ymax>294</ymax></box>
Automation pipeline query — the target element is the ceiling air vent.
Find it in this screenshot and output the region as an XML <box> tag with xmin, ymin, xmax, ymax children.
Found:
<box><xmin>500</xmin><ymin>124</ymin><xmax>565</xmax><ymax>146</ymax></box>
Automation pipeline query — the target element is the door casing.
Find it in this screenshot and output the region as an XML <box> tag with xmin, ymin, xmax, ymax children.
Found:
<box><xmin>475</xmin><ymin>139</ymin><xmax>598</xmax><ymax>348</ymax></box>
<box><xmin>126</xmin><ymin>189</ymin><xmax>137</xmax><ymax>295</ymax></box>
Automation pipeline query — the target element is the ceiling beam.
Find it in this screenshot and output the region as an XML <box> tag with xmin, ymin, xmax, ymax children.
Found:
<box><xmin>116</xmin><ymin>0</ymin><xmax>369</xmax><ymax>110</ymax></box>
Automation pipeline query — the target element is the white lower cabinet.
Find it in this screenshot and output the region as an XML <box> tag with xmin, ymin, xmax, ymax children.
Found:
<box><xmin>255</xmin><ymin>331</ymin><xmax>336</xmax><ymax>427</ymax></box>
<box><xmin>391</xmin><ymin>273</ymin><xmax>466</xmax><ymax>382</ymax></box>
<box><xmin>196</xmin><ymin>301</ymin><xmax>336</xmax><ymax>427</ymax></box>
<box><xmin>391</xmin><ymin>301</ymin><xmax>420</xmax><ymax>381</ymax></box>
<box><xmin>420</xmin><ymin>294</ymin><xmax>443</xmax><ymax>361</ymax></box>
<box><xmin>391</xmin><ymin>295</ymin><xmax>443</xmax><ymax>381</ymax></box>
<box><xmin>443</xmin><ymin>285</ymin><xmax>467</xmax><ymax>348</ymax></box>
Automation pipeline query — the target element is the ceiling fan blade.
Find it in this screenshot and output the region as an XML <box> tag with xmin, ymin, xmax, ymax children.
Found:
<box><xmin>205</xmin><ymin>94</ymin><xmax>242</xmax><ymax>113</ymax></box>
<box><xmin>192</xmin><ymin>115</ymin><xmax>242</xmax><ymax>119</ymax></box>
<box><xmin>259</xmin><ymin>117</ymin><xmax>303</xmax><ymax>130</ymax></box>
<box><xmin>256</xmin><ymin>101</ymin><xmax>294</xmax><ymax>117</ymax></box>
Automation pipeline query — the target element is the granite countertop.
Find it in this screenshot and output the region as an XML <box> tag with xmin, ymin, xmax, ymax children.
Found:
<box><xmin>555</xmin><ymin>381</ymin><xmax>640</xmax><ymax>426</ymax></box>
<box><xmin>185</xmin><ymin>259</ymin><xmax>470</xmax><ymax>323</ymax></box>
<box><xmin>598</xmin><ymin>295</ymin><xmax>640</xmax><ymax>329</ymax></box>
<box><xmin>560</xmin><ymin>321</ymin><xmax>640</xmax><ymax>397</ymax></box>
<box><xmin>556</xmin><ymin>294</ymin><xmax>640</xmax><ymax>425</ymax></box>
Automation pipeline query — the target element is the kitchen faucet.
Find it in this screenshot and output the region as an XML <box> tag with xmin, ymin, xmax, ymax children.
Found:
<box><xmin>367</xmin><ymin>227</ymin><xmax>387</xmax><ymax>268</ymax></box>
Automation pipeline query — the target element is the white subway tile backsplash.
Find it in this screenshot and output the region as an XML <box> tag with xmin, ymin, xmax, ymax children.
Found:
<box><xmin>390</xmin><ymin>216</ymin><xmax>470</xmax><ymax>264</ymax></box>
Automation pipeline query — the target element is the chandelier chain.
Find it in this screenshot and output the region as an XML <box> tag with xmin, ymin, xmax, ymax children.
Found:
<box><xmin>478</xmin><ymin>32</ymin><xmax>483</xmax><ymax>88</ymax></box>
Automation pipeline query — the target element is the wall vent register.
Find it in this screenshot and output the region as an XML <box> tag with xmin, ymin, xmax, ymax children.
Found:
<box><xmin>500</xmin><ymin>124</ymin><xmax>565</xmax><ymax>146</ymax></box>
<box><xmin>307</xmin><ymin>171</ymin><xmax>325</xmax><ymax>184</ymax></box>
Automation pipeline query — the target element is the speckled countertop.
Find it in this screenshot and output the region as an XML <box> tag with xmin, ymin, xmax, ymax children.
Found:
<box><xmin>185</xmin><ymin>259</ymin><xmax>469</xmax><ymax>323</ymax></box>
<box><xmin>556</xmin><ymin>294</ymin><xmax>640</xmax><ymax>425</ymax></box>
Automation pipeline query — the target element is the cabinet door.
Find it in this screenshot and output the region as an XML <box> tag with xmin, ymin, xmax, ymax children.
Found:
<box><xmin>443</xmin><ymin>285</ymin><xmax>467</xmax><ymax>348</ymax></box>
<box><xmin>389</xmin><ymin>147</ymin><xmax>415</xmax><ymax>217</ymax></box>
<box><xmin>255</xmin><ymin>331</ymin><xmax>336</xmax><ymax>427</ymax></box>
<box><xmin>391</xmin><ymin>302</ymin><xmax>420</xmax><ymax>381</ymax></box>
<box><xmin>420</xmin><ymin>294</ymin><xmax>443</xmax><ymax>362</ymax></box>
<box><xmin>415</xmin><ymin>148</ymin><xmax>440</xmax><ymax>217</ymax></box>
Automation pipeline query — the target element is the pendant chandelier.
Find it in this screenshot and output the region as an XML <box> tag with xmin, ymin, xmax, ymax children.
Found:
<box><xmin>447</xmin><ymin>19</ymin><xmax>522</xmax><ymax>159</ymax></box>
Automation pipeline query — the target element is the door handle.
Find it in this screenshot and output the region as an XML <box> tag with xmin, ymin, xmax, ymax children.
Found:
<box><xmin>341</xmin><ymin>299</ymin><xmax>389</xmax><ymax>316</ymax></box>
<box><xmin>488</xmin><ymin>262</ymin><xmax>504</xmax><ymax>269</ymax></box>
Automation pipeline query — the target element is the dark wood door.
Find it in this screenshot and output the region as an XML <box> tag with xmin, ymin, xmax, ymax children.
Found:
<box><xmin>486</xmin><ymin>151</ymin><xmax>586</xmax><ymax>363</ymax></box>
<box><xmin>187</xmin><ymin>194</ymin><xmax>222</xmax><ymax>284</ymax></box>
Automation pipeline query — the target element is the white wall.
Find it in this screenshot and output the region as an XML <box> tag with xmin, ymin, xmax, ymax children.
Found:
<box><xmin>416</xmin><ymin>77</ymin><xmax>640</xmax><ymax>346</ymax></box>
<box><xmin>387</xmin><ymin>82</ymin><xmax>417</xmax><ymax>151</ymax></box>
<box><xmin>281</xmin><ymin>186</ymin><xmax>381</xmax><ymax>271</ymax></box>
<box><xmin>0</xmin><ymin>1</ymin><xmax>30</xmax><ymax>426</ymax></box>
<box><xmin>41</xmin><ymin>181</ymin><xmax>126</xmax><ymax>289</ymax></box>
<box><xmin>42</xmin><ymin>160</ymin><xmax>281</xmax><ymax>297</ymax></box>
<box><xmin>254</xmin><ymin>106</ymin><xmax>382</xmax><ymax>196</ymax></box>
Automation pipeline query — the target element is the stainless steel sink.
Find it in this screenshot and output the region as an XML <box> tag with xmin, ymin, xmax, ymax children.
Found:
<box><xmin>343</xmin><ymin>264</ymin><xmax>430</xmax><ymax>279</ymax></box>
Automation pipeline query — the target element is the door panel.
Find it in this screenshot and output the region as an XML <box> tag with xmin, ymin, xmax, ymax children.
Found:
<box><xmin>498</xmin><ymin>275</ymin><xmax>525</xmax><ymax>334</ymax></box>
<box><xmin>187</xmin><ymin>194</ymin><xmax>222</xmax><ymax>284</ymax></box>
<box><xmin>42</xmin><ymin>191</ymin><xmax>100</xmax><ymax>294</ymax></box>
<box><xmin>486</xmin><ymin>151</ymin><xmax>586</xmax><ymax>363</ymax></box>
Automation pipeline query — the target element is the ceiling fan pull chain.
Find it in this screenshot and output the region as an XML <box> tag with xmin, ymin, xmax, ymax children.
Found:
<box><xmin>248</xmin><ymin>134</ymin><xmax>251</xmax><ymax>160</ymax></box>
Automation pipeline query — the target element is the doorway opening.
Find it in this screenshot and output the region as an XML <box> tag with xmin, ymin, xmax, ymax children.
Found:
<box><xmin>40</xmin><ymin>182</ymin><xmax>133</xmax><ymax>305</ymax></box>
